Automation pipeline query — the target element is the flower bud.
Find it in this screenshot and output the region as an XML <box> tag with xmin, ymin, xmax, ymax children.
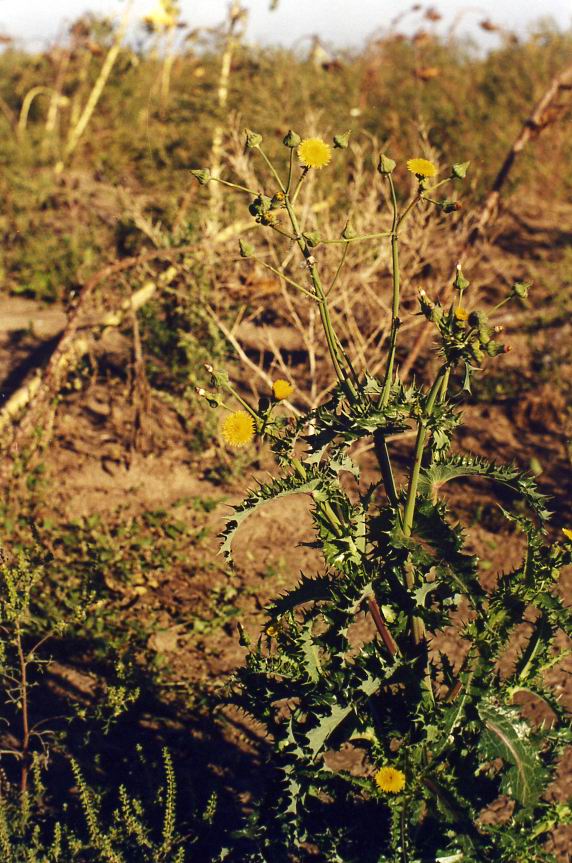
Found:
<box><xmin>451</xmin><ymin>161</ymin><xmax>470</xmax><ymax>179</ymax></box>
<box><xmin>333</xmin><ymin>130</ymin><xmax>352</xmax><ymax>149</ymax></box>
<box><xmin>478</xmin><ymin>324</ymin><xmax>493</xmax><ymax>346</ymax></box>
<box><xmin>468</xmin><ymin>310</ymin><xmax>487</xmax><ymax>328</ymax></box>
<box><xmin>239</xmin><ymin>239</ymin><xmax>255</xmax><ymax>257</ymax></box>
<box><xmin>249</xmin><ymin>194</ymin><xmax>273</xmax><ymax>218</ymax></box>
<box><xmin>270</xmin><ymin>192</ymin><xmax>286</xmax><ymax>209</ymax></box>
<box><xmin>303</xmin><ymin>231</ymin><xmax>321</xmax><ymax>248</ymax></box>
<box><xmin>511</xmin><ymin>281</ymin><xmax>531</xmax><ymax>299</ymax></box>
<box><xmin>244</xmin><ymin>128</ymin><xmax>262</xmax><ymax>148</ymax></box>
<box><xmin>469</xmin><ymin>340</ymin><xmax>484</xmax><ymax>364</ymax></box>
<box><xmin>283</xmin><ymin>129</ymin><xmax>301</xmax><ymax>148</ymax></box>
<box><xmin>260</xmin><ymin>211</ymin><xmax>280</xmax><ymax>226</ymax></box>
<box><xmin>485</xmin><ymin>340</ymin><xmax>505</xmax><ymax>357</ymax></box>
<box><xmin>190</xmin><ymin>168</ymin><xmax>211</xmax><ymax>185</ymax></box>
<box><xmin>454</xmin><ymin>263</ymin><xmax>470</xmax><ymax>292</ymax></box>
<box><xmin>195</xmin><ymin>387</ymin><xmax>222</xmax><ymax>408</ymax></box>
<box><xmin>377</xmin><ymin>153</ymin><xmax>396</xmax><ymax>175</ymax></box>
<box><xmin>341</xmin><ymin>220</ymin><xmax>357</xmax><ymax>240</ymax></box>
<box><xmin>440</xmin><ymin>199</ymin><xmax>462</xmax><ymax>213</ymax></box>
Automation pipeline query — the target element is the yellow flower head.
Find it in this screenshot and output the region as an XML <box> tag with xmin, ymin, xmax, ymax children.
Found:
<box><xmin>374</xmin><ymin>766</ymin><xmax>406</xmax><ymax>794</ymax></box>
<box><xmin>407</xmin><ymin>158</ymin><xmax>438</xmax><ymax>178</ymax></box>
<box><xmin>562</xmin><ymin>528</ymin><xmax>572</xmax><ymax>542</ymax></box>
<box><xmin>272</xmin><ymin>379</ymin><xmax>294</xmax><ymax>401</ymax></box>
<box><xmin>143</xmin><ymin>1</ymin><xmax>177</xmax><ymax>30</ymax></box>
<box><xmin>454</xmin><ymin>307</ymin><xmax>469</xmax><ymax>321</ymax></box>
<box><xmin>221</xmin><ymin>411</ymin><xmax>255</xmax><ymax>448</ymax></box>
<box><xmin>297</xmin><ymin>138</ymin><xmax>332</xmax><ymax>169</ymax></box>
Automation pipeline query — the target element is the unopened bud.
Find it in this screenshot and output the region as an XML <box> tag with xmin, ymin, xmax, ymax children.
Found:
<box><xmin>377</xmin><ymin>153</ymin><xmax>396</xmax><ymax>175</ymax></box>
<box><xmin>239</xmin><ymin>238</ymin><xmax>255</xmax><ymax>257</ymax></box>
<box><xmin>511</xmin><ymin>281</ymin><xmax>531</xmax><ymax>299</ymax></box>
<box><xmin>190</xmin><ymin>168</ymin><xmax>211</xmax><ymax>185</ymax></box>
<box><xmin>485</xmin><ymin>340</ymin><xmax>505</xmax><ymax>357</ymax></box>
<box><xmin>451</xmin><ymin>161</ymin><xmax>470</xmax><ymax>179</ymax></box>
<box><xmin>244</xmin><ymin>128</ymin><xmax>263</xmax><ymax>148</ymax></box>
<box><xmin>303</xmin><ymin>231</ymin><xmax>321</xmax><ymax>248</ymax></box>
<box><xmin>283</xmin><ymin>129</ymin><xmax>301</xmax><ymax>148</ymax></box>
<box><xmin>454</xmin><ymin>264</ymin><xmax>470</xmax><ymax>292</ymax></box>
<box><xmin>469</xmin><ymin>339</ymin><xmax>484</xmax><ymax>364</ymax></box>
<box><xmin>195</xmin><ymin>387</ymin><xmax>207</xmax><ymax>397</ymax></box>
<box><xmin>333</xmin><ymin>130</ymin><xmax>352</xmax><ymax>149</ymax></box>
<box><xmin>468</xmin><ymin>310</ymin><xmax>486</xmax><ymax>328</ymax></box>
<box><xmin>341</xmin><ymin>220</ymin><xmax>357</xmax><ymax>240</ymax></box>
<box><xmin>248</xmin><ymin>194</ymin><xmax>272</xmax><ymax>218</ymax></box>
<box><xmin>204</xmin><ymin>363</ymin><xmax>214</xmax><ymax>373</ymax></box>
<box><xmin>440</xmin><ymin>199</ymin><xmax>462</xmax><ymax>213</ymax></box>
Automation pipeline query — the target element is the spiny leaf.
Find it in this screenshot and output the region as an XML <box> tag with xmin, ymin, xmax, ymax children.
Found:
<box><xmin>299</xmin><ymin>621</ymin><xmax>322</xmax><ymax>683</ymax></box>
<box><xmin>305</xmin><ymin>675</ymin><xmax>379</xmax><ymax>758</ymax></box>
<box><xmin>219</xmin><ymin>472</ymin><xmax>324</xmax><ymax>562</ymax></box>
<box><xmin>419</xmin><ymin>454</ymin><xmax>551</xmax><ymax>522</ymax></box>
<box><xmin>269</xmin><ymin>571</ymin><xmax>334</xmax><ymax>616</ymax></box>
<box><xmin>478</xmin><ymin>699</ymin><xmax>547</xmax><ymax>808</ymax></box>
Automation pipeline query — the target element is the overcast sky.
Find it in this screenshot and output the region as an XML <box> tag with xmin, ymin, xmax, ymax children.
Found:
<box><xmin>0</xmin><ymin>0</ymin><xmax>570</xmax><ymax>49</ymax></box>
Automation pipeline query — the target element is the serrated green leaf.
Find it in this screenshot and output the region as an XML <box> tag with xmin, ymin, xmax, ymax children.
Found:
<box><xmin>299</xmin><ymin>622</ymin><xmax>322</xmax><ymax>683</ymax></box>
<box><xmin>478</xmin><ymin>700</ymin><xmax>547</xmax><ymax>807</ymax></box>
<box><xmin>219</xmin><ymin>473</ymin><xmax>323</xmax><ymax>561</ymax></box>
<box><xmin>305</xmin><ymin>676</ymin><xmax>379</xmax><ymax>758</ymax></box>
<box><xmin>419</xmin><ymin>455</ymin><xmax>551</xmax><ymax>522</ymax></box>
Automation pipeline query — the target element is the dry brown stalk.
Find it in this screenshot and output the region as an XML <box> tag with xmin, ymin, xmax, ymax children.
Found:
<box><xmin>400</xmin><ymin>62</ymin><xmax>572</xmax><ymax>381</ymax></box>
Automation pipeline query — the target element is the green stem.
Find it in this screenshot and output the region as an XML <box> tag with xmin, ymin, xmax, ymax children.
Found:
<box><xmin>291</xmin><ymin>167</ymin><xmax>308</xmax><ymax>204</ymax></box>
<box><xmin>286</xmin><ymin>147</ymin><xmax>294</xmax><ymax>194</ymax></box>
<box><xmin>256</xmin><ymin>146</ymin><xmax>285</xmax><ymax>192</ymax></box>
<box><xmin>517</xmin><ymin>617</ymin><xmax>549</xmax><ymax>681</ymax></box>
<box><xmin>380</xmin><ymin>175</ymin><xmax>401</xmax><ymax>408</ymax></box>
<box><xmin>396</xmin><ymin>193</ymin><xmax>421</xmax><ymax>229</ymax></box>
<box><xmin>284</xmin><ymin>198</ymin><xmax>356</xmax><ymax>400</ymax></box>
<box><xmin>439</xmin><ymin>367</ymin><xmax>451</xmax><ymax>403</ymax></box>
<box><xmin>402</xmin><ymin>364</ymin><xmax>448</xmax><ymax>536</ymax></box>
<box><xmin>253</xmin><ymin>257</ymin><xmax>316</xmax><ymax>299</ymax></box>
<box><xmin>268</xmin><ymin>224</ymin><xmax>297</xmax><ymax>241</ymax></box>
<box><xmin>225</xmin><ymin>383</ymin><xmax>260</xmax><ymax>423</ymax></box>
<box><xmin>327</xmin><ymin>242</ymin><xmax>349</xmax><ymax>295</ymax></box>
<box><xmin>322</xmin><ymin>231</ymin><xmax>392</xmax><ymax>245</ymax></box>
<box><xmin>211</xmin><ymin>176</ymin><xmax>258</xmax><ymax>196</ymax></box>
<box><xmin>373</xmin><ymin>430</ymin><xmax>399</xmax><ymax>507</ymax></box>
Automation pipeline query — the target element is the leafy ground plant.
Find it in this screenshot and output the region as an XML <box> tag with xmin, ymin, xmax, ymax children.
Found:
<box><xmin>193</xmin><ymin>132</ymin><xmax>572</xmax><ymax>862</ymax></box>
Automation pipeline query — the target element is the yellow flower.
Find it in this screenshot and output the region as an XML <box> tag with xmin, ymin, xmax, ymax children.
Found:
<box><xmin>221</xmin><ymin>411</ymin><xmax>255</xmax><ymax>448</ymax></box>
<box><xmin>454</xmin><ymin>307</ymin><xmax>469</xmax><ymax>321</ymax></box>
<box><xmin>562</xmin><ymin>528</ymin><xmax>572</xmax><ymax>541</ymax></box>
<box><xmin>265</xmin><ymin>624</ymin><xmax>278</xmax><ymax>637</ymax></box>
<box><xmin>143</xmin><ymin>1</ymin><xmax>176</xmax><ymax>30</ymax></box>
<box><xmin>272</xmin><ymin>379</ymin><xmax>294</xmax><ymax>401</ymax></box>
<box><xmin>297</xmin><ymin>138</ymin><xmax>332</xmax><ymax>169</ymax></box>
<box><xmin>407</xmin><ymin>158</ymin><xmax>438</xmax><ymax>178</ymax></box>
<box><xmin>374</xmin><ymin>766</ymin><xmax>406</xmax><ymax>794</ymax></box>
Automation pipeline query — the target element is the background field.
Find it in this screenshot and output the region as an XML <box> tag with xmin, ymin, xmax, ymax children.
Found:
<box><xmin>0</xmin><ymin>4</ymin><xmax>571</xmax><ymax>859</ymax></box>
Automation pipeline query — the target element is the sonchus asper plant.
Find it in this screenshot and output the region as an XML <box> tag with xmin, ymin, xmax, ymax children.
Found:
<box><xmin>192</xmin><ymin>132</ymin><xmax>572</xmax><ymax>863</ymax></box>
